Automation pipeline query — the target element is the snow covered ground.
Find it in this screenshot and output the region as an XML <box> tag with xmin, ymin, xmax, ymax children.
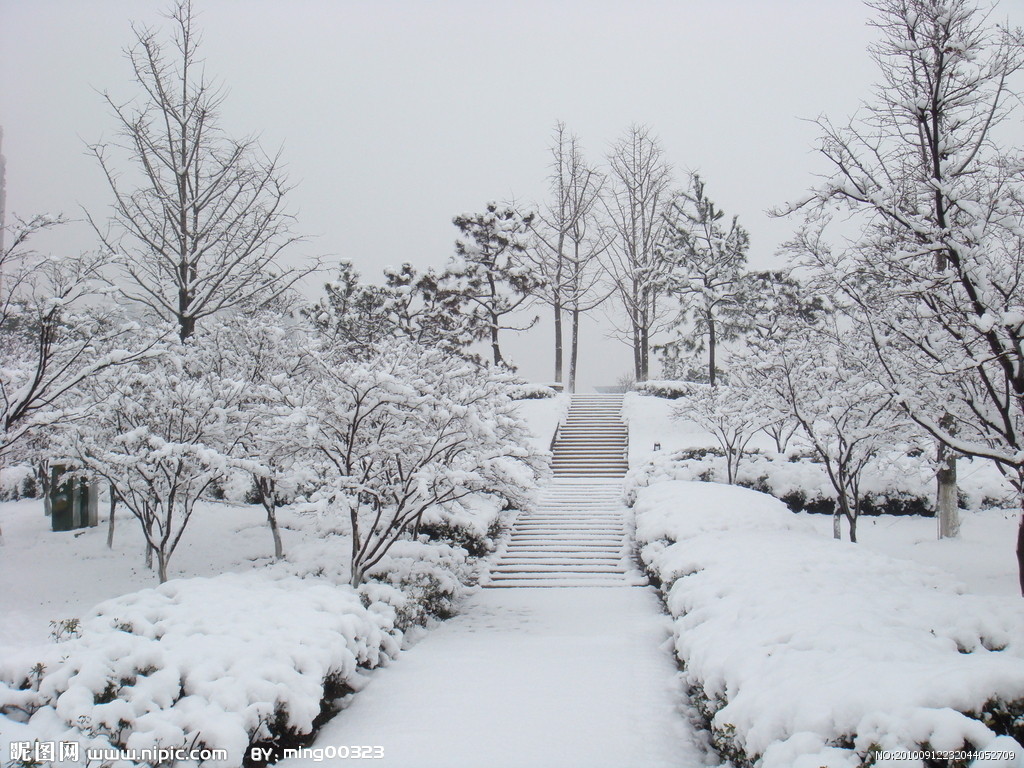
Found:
<box><xmin>0</xmin><ymin>498</ymin><xmax>294</xmax><ymax>651</ymax></box>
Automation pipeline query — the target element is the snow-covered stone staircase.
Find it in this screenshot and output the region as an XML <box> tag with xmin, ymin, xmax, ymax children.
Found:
<box><xmin>487</xmin><ymin>394</ymin><xmax>637</xmax><ymax>588</ymax></box>
<box><xmin>551</xmin><ymin>394</ymin><xmax>629</xmax><ymax>478</ymax></box>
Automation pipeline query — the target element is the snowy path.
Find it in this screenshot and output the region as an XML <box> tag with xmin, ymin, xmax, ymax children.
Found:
<box><xmin>280</xmin><ymin>586</ymin><xmax>706</xmax><ymax>768</ymax></box>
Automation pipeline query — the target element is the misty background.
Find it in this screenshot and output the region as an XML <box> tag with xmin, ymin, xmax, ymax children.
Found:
<box><xmin>4</xmin><ymin>0</ymin><xmax>1020</xmax><ymax>387</ymax></box>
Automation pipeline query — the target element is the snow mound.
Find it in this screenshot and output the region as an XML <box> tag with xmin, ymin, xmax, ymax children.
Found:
<box><xmin>634</xmin><ymin>481</ymin><xmax>1024</xmax><ymax>768</ymax></box>
<box><xmin>0</xmin><ymin>572</ymin><xmax>400</xmax><ymax>765</ymax></box>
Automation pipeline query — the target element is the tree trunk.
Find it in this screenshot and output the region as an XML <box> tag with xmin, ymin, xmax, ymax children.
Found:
<box><xmin>157</xmin><ymin>551</ymin><xmax>168</xmax><ymax>584</ymax></box>
<box><xmin>936</xmin><ymin>422</ymin><xmax>959</xmax><ymax>538</ymax></box>
<box><xmin>569</xmin><ymin>307</ymin><xmax>580</xmax><ymax>394</ymax></box>
<box><xmin>936</xmin><ymin>448</ymin><xmax>959</xmax><ymax>538</ymax></box>
<box><xmin>490</xmin><ymin>310</ymin><xmax>502</xmax><ymax>366</ymax></box>
<box><xmin>1017</xmin><ymin>510</ymin><xmax>1023</xmax><ymax>597</ymax></box>
<box><xmin>268</xmin><ymin>510</ymin><xmax>283</xmax><ymax>560</ymax></box>
<box><xmin>553</xmin><ymin>301</ymin><xmax>563</xmax><ymax>385</ymax></box>
<box><xmin>708</xmin><ymin>314</ymin><xmax>717</xmax><ymax>387</ymax></box>
<box><xmin>640</xmin><ymin>325</ymin><xmax>650</xmax><ymax>381</ymax></box>
<box><xmin>177</xmin><ymin>309</ymin><xmax>195</xmax><ymax>342</ymax></box>
<box><xmin>632</xmin><ymin>323</ymin><xmax>642</xmax><ymax>381</ymax></box>
<box><xmin>106</xmin><ymin>486</ymin><xmax>117</xmax><ymax>549</ymax></box>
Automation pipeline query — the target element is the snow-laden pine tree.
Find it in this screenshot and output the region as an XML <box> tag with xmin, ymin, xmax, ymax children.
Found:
<box><xmin>440</xmin><ymin>205</ymin><xmax>540</xmax><ymax>367</ymax></box>
<box><xmin>310</xmin><ymin>261</ymin><xmax>477</xmax><ymax>362</ymax></box>
<box><xmin>88</xmin><ymin>0</ymin><xmax>312</xmax><ymax>341</ymax></box>
<box><xmin>658</xmin><ymin>174</ymin><xmax>749</xmax><ymax>386</ymax></box>
<box><xmin>783</xmin><ymin>0</ymin><xmax>1024</xmax><ymax>590</ymax></box>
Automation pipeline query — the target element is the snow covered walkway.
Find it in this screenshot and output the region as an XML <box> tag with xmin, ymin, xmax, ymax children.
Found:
<box><xmin>280</xmin><ymin>585</ymin><xmax>705</xmax><ymax>768</ymax></box>
<box><xmin>280</xmin><ymin>393</ymin><xmax>705</xmax><ymax>767</ymax></box>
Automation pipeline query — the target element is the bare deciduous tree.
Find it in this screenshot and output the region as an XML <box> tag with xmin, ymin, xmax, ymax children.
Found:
<box><xmin>88</xmin><ymin>0</ymin><xmax>311</xmax><ymax>341</ymax></box>
<box><xmin>784</xmin><ymin>0</ymin><xmax>1024</xmax><ymax>589</ymax></box>
<box><xmin>602</xmin><ymin>125</ymin><xmax>673</xmax><ymax>382</ymax></box>
<box><xmin>527</xmin><ymin>123</ymin><xmax>611</xmax><ymax>391</ymax></box>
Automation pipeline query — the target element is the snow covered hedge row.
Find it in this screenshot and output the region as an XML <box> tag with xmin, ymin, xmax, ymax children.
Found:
<box><xmin>633</xmin><ymin>481</ymin><xmax>1024</xmax><ymax>768</ymax></box>
<box><xmin>626</xmin><ymin>447</ymin><xmax>1012</xmax><ymax>515</ymax></box>
<box><xmin>632</xmin><ymin>379</ymin><xmax>694</xmax><ymax>399</ymax></box>
<box><xmin>0</xmin><ymin>572</ymin><xmax>401</xmax><ymax>767</ymax></box>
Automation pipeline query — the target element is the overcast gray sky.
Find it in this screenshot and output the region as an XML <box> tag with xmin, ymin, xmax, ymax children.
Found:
<box><xmin>3</xmin><ymin>0</ymin><xmax>1021</xmax><ymax>388</ymax></box>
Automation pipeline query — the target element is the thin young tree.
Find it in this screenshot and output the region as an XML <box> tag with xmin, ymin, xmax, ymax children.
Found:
<box><xmin>305</xmin><ymin>341</ymin><xmax>541</xmax><ymax>587</ymax></box>
<box><xmin>67</xmin><ymin>334</ymin><xmax>248</xmax><ymax>582</ymax></box>
<box><xmin>601</xmin><ymin>125</ymin><xmax>674</xmax><ymax>382</ymax></box>
<box><xmin>88</xmin><ymin>0</ymin><xmax>310</xmax><ymax>341</ymax></box>
<box><xmin>756</xmin><ymin>321</ymin><xmax>906</xmax><ymax>543</ymax></box>
<box><xmin>783</xmin><ymin>0</ymin><xmax>1024</xmax><ymax>588</ymax></box>
<box><xmin>527</xmin><ymin>123</ymin><xmax>611</xmax><ymax>391</ymax></box>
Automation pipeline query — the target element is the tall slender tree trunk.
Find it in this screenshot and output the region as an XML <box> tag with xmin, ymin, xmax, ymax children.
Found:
<box><xmin>106</xmin><ymin>485</ymin><xmax>117</xmax><ymax>549</ymax></box>
<box><xmin>632</xmin><ymin>323</ymin><xmax>642</xmax><ymax>382</ymax></box>
<box><xmin>569</xmin><ymin>307</ymin><xmax>580</xmax><ymax>394</ymax></box>
<box><xmin>936</xmin><ymin>445</ymin><xmax>959</xmax><ymax>538</ymax></box>
<box><xmin>553</xmin><ymin>301</ymin><xmax>563</xmax><ymax>385</ymax></box>
<box><xmin>936</xmin><ymin>415</ymin><xmax>959</xmax><ymax>538</ymax></box>
<box><xmin>639</xmin><ymin>320</ymin><xmax>650</xmax><ymax>381</ymax></box>
<box><xmin>1017</xmin><ymin>509</ymin><xmax>1023</xmax><ymax>597</ymax></box>
<box><xmin>708</xmin><ymin>314</ymin><xmax>717</xmax><ymax>387</ymax></box>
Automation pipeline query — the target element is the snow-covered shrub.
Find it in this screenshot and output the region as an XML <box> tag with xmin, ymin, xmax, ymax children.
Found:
<box><xmin>625</xmin><ymin>448</ymin><xmax>943</xmax><ymax>519</ymax></box>
<box><xmin>0</xmin><ymin>464</ymin><xmax>36</xmax><ymax>501</ymax></box>
<box><xmin>416</xmin><ymin>495</ymin><xmax>507</xmax><ymax>557</ymax></box>
<box><xmin>276</xmin><ymin>496</ymin><xmax>501</xmax><ymax>632</ymax></box>
<box><xmin>364</xmin><ymin>540</ymin><xmax>472</xmax><ymax>630</ymax></box>
<box><xmin>508</xmin><ymin>382</ymin><xmax>559</xmax><ymax>400</ymax></box>
<box><xmin>60</xmin><ymin>333</ymin><xmax>249</xmax><ymax>583</ymax></box>
<box><xmin>633</xmin><ymin>380</ymin><xmax>696</xmax><ymax>399</ymax></box>
<box><xmin>632</xmin><ymin>480</ymin><xmax>1024</xmax><ymax>768</ymax></box>
<box><xmin>0</xmin><ymin>572</ymin><xmax>400</xmax><ymax>767</ymax></box>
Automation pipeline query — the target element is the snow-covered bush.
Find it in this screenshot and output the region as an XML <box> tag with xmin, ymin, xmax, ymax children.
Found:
<box><xmin>0</xmin><ymin>572</ymin><xmax>400</xmax><ymax>767</ymax></box>
<box><xmin>633</xmin><ymin>380</ymin><xmax>695</xmax><ymax>399</ymax></box>
<box><xmin>624</xmin><ymin>447</ymin><xmax>956</xmax><ymax>520</ymax></box>
<box><xmin>416</xmin><ymin>494</ymin><xmax>508</xmax><ymax>558</ymax></box>
<box><xmin>633</xmin><ymin>480</ymin><xmax>1024</xmax><ymax>768</ymax></box>
<box><xmin>508</xmin><ymin>382</ymin><xmax>560</xmax><ymax>400</ymax></box>
<box><xmin>0</xmin><ymin>464</ymin><xmax>36</xmax><ymax>501</ymax></box>
<box><xmin>365</xmin><ymin>540</ymin><xmax>471</xmax><ymax>629</ymax></box>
